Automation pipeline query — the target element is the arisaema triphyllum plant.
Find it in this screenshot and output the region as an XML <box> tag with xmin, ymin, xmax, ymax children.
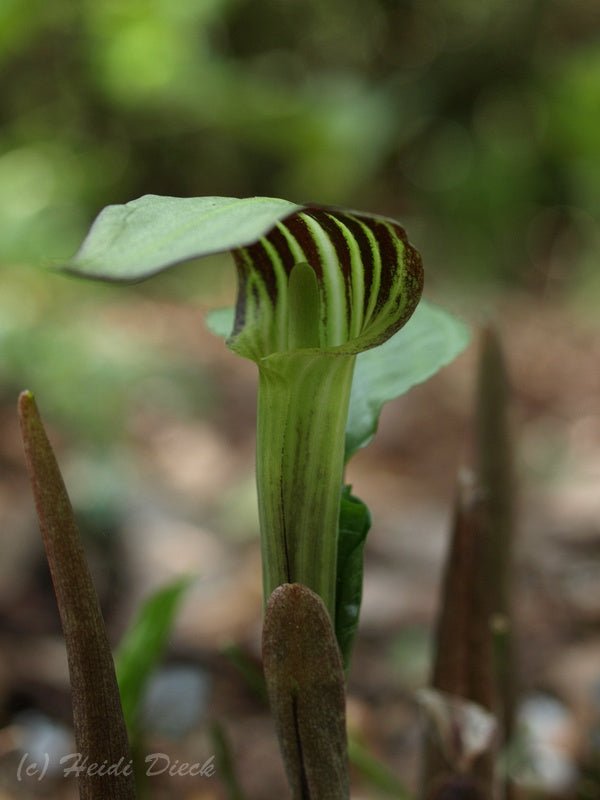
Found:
<box><xmin>64</xmin><ymin>194</ymin><xmax>469</xmax><ymax>797</ymax></box>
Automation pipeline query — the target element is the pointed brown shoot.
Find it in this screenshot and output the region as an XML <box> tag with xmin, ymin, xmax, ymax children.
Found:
<box><xmin>430</xmin><ymin>470</ymin><xmax>495</xmax><ymax>711</ymax></box>
<box><xmin>475</xmin><ymin>326</ymin><xmax>514</xmax><ymax>621</ymax></box>
<box><xmin>262</xmin><ymin>583</ymin><xmax>349</xmax><ymax>800</ymax></box>
<box><xmin>18</xmin><ymin>391</ymin><xmax>136</xmax><ymax>800</ymax></box>
<box><xmin>422</xmin><ymin>470</ymin><xmax>496</xmax><ymax>799</ymax></box>
<box><xmin>475</xmin><ymin>327</ymin><xmax>516</xmax><ymax>753</ymax></box>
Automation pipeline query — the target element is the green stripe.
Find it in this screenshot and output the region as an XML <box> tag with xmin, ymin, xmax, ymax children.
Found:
<box><xmin>329</xmin><ymin>214</ymin><xmax>365</xmax><ymax>339</ymax></box>
<box><xmin>358</xmin><ymin>218</ymin><xmax>382</xmax><ymax>329</ymax></box>
<box><xmin>300</xmin><ymin>212</ymin><xmax>347</xmax><ymax>347</ymax></box>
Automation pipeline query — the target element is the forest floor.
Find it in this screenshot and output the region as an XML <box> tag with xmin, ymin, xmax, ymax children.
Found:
<box><xmin>1</xmin><ymin>289</ymin><xmax>599</xmax><ymax>799</ymax></box>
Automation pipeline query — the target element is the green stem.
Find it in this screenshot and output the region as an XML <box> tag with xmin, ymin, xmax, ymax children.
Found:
<box><xmin>256</xmin><ymin>351</ymin><xmax>356</xmax><ymax>618</ymax></box>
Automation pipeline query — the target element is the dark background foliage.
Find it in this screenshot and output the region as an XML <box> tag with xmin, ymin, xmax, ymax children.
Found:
<box><xmin>1</xmin><ymin>2</ymin><xmax>599</xmax><ymax>798</ymax></box>
<box><xmin>1</xmin><ymin>0</ymin><xmax>598</xmax><ymax>288</ymax></box>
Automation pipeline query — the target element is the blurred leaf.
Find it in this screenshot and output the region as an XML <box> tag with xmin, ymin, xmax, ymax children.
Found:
<box><xmin>221</xmin><ymin>642</ymin><xmax>268</xmax><ymax>703</ymax></box>
<box><xmin>115</xmin><ymin>576</ymin><xmax>194</xmax><ymax>734</ymax></box>
<box><xmin>347</xmin><ymin>735</ymin><xmax>412</xmax><ymax>799</ymax></box>
<box><xmin>345</xmin><ymin>300</ymin><xmax>470</xmax><ymax>459</ymax></box>
<box><xmin>0</xmin><ymin>0</ymin><xmax>49</xmax><ymax>65</ymax></box>
<box><xmin>205</xmin><ymin>305</ymin><xmax>234</xmax><ymax>338</ymax></box>
<box><xmin>549</xmin><ymin>45</ymin><xmax>600</xmax><ymax>160</ymax></box>
<box><xmin>335</xmin><ymin>487</ymin><xmax>370</xmax><ymax>669</ymax></box>
<box><xmin>210</xmin><ymin>720</ymin><xmax>248</xmax><ymax>800</ymax></box>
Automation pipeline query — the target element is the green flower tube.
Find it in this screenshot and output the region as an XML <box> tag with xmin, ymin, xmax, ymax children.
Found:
<box><xmin>227</xmin><ymin>207</ymin><xmax>423</xmax><ymax>617</ymax></box>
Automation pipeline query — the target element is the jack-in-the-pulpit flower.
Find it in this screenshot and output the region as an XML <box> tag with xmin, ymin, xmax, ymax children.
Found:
<box><xmin>66</xmin><ymin>196</ymin><xmax>424</xmax><ymax>620</ymax></box>
<box><xmin>227</xmin><ymin>206</ymin><xmax>423</xmax><ymax>616</ymax></box>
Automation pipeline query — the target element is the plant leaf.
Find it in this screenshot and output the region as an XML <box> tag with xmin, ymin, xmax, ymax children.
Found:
<box><xmin>115</xmin><ymin>576</ymin><xmax>194</xmax><ymax>734</ymax></box>
<box><xmin>209</xmin><ymin>720</ymin><xmax>249</xmax><ymax>800</ymax></box>
<box><xmin>345</xmin><ymin>299</ymin><xmax>470</xmax><ymax>459</ymax></box>
<box><xmin>348</xmin><ymin>735</ymin><xmax>412</xmax><ymax>799</ymax></box>
<box><xmin>67</xmin><ymin>195</ymin><xmax>301</xmax><ymax>281</ymax></box>
<box><xmin>221</xmin><ymin>643</ymin><xmax>268</xmax><ymax>703</ymax></box>
<box><xmin>335</xmin><ymin>487</ymin><xmax>371</xmax><ymax>668</ymax></box>
<box><xmin>205</xmin><ymin>306</ymin><xmax>235</xmax><ymax>338</ymax></box>
<box><xmin>206</xmin><ymin>300</ymin><xmax>470</xmax><ymax>462</ymax></box>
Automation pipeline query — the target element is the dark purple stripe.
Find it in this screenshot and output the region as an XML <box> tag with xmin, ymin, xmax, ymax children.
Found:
<box><xmin>232</xmin><ymin>250</ymin><xmax>248</xmax><ymax>337</ymax></box>
<box><xmin>265</xmin><ymin>223</ymin><xmax>298</xmax><ymax>277</ymax></box>
<box><xmin>280</xmin><ymin>213</ymin><xmax>324</xmax><ymax>283</ymax></box>
<box><xmin>235</xmin><ymin>240</ymin><xmax>279</xmax><ymax>303</ymax></box>
<box><xmin>371</xmin><ymin>219</ymin><xmax>424</xmax><ymax>341</ymax></box>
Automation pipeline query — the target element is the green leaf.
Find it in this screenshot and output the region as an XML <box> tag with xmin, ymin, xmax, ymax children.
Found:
<box><xmin>335</xmin><ymin>487</ymin><xmax>371</xmax><ymax>668</ymax></box>
<box><xmin>115</xmin><ymin>575</ymin><xmax>194</xmax><ymax>733</ymax></box>
<box><xmin>205</xmin><ymin>305</ymin><xmax>235</xmax><ymax>338</ymax></box>
<box><xmin>67</xmin><ymin>195</ymin><xmax>301</xmax><ymax>281</ymax></box>
<box><xmin>205</xmin><ymin>300</ymin><xmax>471</xmax><ymax>463</ymax></box>
<box><xmin>345</xmin><ymin>300</ymin><xmax>470</xmax><ymax>459</ymax></box>
<box><xmin>209</xmin><ymin>720</ymin><xmax>249</xmax><ymax>800</ymax></box>
<box><xmin>221</xmin><ymin>643</ymin><xmax>268</xmax><ymax>703</ymax></box>
<box><xmin>348</xmin><ymin>735</ymin><xmax>412</xmax><ymax>799</ymax></box>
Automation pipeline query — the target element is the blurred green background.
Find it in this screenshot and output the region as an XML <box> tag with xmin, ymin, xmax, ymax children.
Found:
<box><xmin>2</xmin><ymin>0</ymin><xmax>599</xmax><ymax>440</ymax></box>
<box><xmin>1</xmin><ymin>0</ymin><xmax>598</xmax><ymax>284</ymax></box>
